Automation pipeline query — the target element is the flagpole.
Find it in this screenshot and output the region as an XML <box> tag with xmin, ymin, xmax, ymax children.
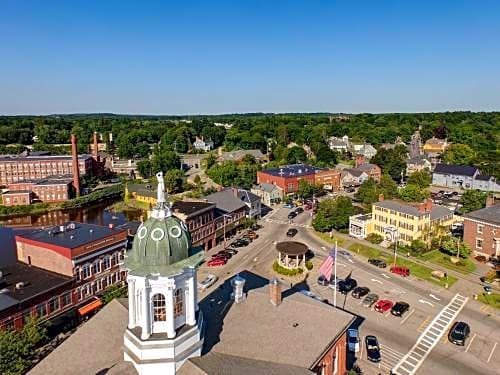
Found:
<box><xmin>333</xmin><ymin>239</ymin><xmax>338</xmax><ymax>308</ymax></box>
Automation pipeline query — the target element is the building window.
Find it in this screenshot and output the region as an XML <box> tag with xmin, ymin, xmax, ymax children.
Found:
<box><xmin>61</xmin><ymin>292</ymin><xmax>72</xmax><ymax>307</ymax></box>
<box><xmin>48</xmin><ymin>297</ymin><xmax>60</xmax><ymax>313</ymax></box>
<box><xmin>152</xmin><ymin>294</ymin><xmax>166</xmax><ymax>322</ymax></box>
<box><xmin>476</xmin><ymin>238</ymin><xmax>483</xmax><ymax>249</ymax></box>
<box><xmin>333</xmin><ymin>346</ymin><xmax>338</xmax><ymax>374</ymax></box>
<box><xmin>82</xmin><ymin>264</ymin><xmax>91</xmax><ymax>279</ymax></box>
<box><xmin>35</xmin><ymin>304</ymin><xmax>47</xmax><ymax>317</ymax></box>
<box><xmin>477</xmin><ymin>224</ymin><xmax>483</xmax><ymax>234</ymax></box>
<box><xmin>91</xmin><ymin>260</ymin><xmax>101</xmax><ymax>275</ymax></box>
<box><xmin>103</xmin><ymin>256</ymin><xmax>111</xmax><ymax>270</ymax></box>
<box><xmin>174</xmin><ymin>288</ymin><xmax>184</xmax><ymax>317</ymax></box>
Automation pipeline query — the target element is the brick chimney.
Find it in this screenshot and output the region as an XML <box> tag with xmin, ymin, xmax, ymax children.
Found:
<box><xmin>269</xmin><ymin>278</ymin><xmax>282</xmax><ymax>306</ymax></box>
<box><xmin>378</xmin><ymin>193</ymin><xmax>384</xmax><ymax>202</ymax></box>
<box><xmin>71</xmin><ymin>134</ymin><xmax>81</xmax><ymax>196</ymax></box>
<box><xmin>355</xmin><ymin>154</ymin><xmax>365</xmax><ymax>168</ymax></box>
<box><xmin>418</xmin><ymin>198</ymin><xmax>433</xmax><ymax>213</ymax></box>
<box><xmin>93</xmin><ymin>131</ymin><xmax>99</xmax><ymax>160</ymax></box>
<box><xmin>486</xmin><ymin>195</ymin><xmax>495</xmax><ymax>208</ymax></box>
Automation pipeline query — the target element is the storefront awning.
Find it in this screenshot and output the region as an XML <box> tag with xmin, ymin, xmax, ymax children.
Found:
<box><xmin>78</xmin><ymin>298</ymin><xmax>103</xmax><ymax>316</ymax></box>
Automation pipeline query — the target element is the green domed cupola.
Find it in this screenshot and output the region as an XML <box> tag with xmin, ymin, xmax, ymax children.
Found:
<box><xmin>124</xmin><ymin>172</ymin><xmax>204</xmax><ymax>276</ymax></box>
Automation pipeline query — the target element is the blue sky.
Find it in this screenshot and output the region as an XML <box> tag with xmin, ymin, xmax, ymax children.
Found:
<box><xmin>1</xmin><ymin>1</ymin><xmax>499</xmax><ymax>115</ymax></box>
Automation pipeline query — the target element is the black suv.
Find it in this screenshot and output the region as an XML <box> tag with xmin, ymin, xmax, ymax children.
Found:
<box><xmin>287</xmin><ymin>212</ymin><xmax>297</xmax><ymax>220</ymax></box>
<box><xmin>368</xmin><ymin>259</ymin><xmax>387</xmax><ymax>268</ymax></box>
<box><xmin>295</xmin><ymin>207</ymin><xmax>304</xmax><ymax>214</ymax></box>
<box><xmin>448</xmin><ymin>321</ymin><xmax>470</xmax><ymax>346</ymax></box>
<box><xmin>391</xmin><ymin>301</ymin><xmax>410</xmax><ymax>317</ymax></box>
<box><xmin>338</xmin><ymin>278</ymin><xmax>357</xmax><ymax>294</ymax></box>
<box><xmin>365</xmin><ymin>335</ymin><xmax>381</xmax><ymax>362</ymax></box>
<box><xmin>286</xmin><ymin>228</ymin><xmax>298</xmax><ymax>237</ymax></box>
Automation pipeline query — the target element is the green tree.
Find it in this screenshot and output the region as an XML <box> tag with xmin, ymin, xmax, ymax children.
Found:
<box><xmin>164</xmin><ymin>169</ymin><xmax>185</xmax><ymax>193</ymax></box>
<box><xmin>399</xmin><ymin>184</ymin><xmax>430</xmax><ymax>202</ymax></box>
<box><xmin>460</xmin><ymin>190</ymin><xmax>488</xmax><ymax>213</ymax></box>
<box><xmin>137</xmin><ymin>160</ymin><xmax>152</xmax><ymax>179</ymax></box>
<box><xmin>442</xmin><ymin>143</ymin><xmax>475</xmax><ymax>165</ymax></box>
<box><xmin>284</xmin><ymin>146</ymin><xmax>307</xmax><ymax>164</ymax></box>
<box><xmin>441</xmin><ymin>236</ymin><xmax>471</xmax><ymax>258</ymax></box>
<box><xmin>203</xmin><ymin>153</ymin><xmax>217</xmax><ymax>170</ymax></box>
<box><xmin>151</xmin><ymin>146</ymin><xmax>181</xmax><ymax>173</ymax></box>
<box><xmin>378</xmin><ymin>174</ymin><xmax>399</xmax><ymax>199</ymax></box>
<box><xmin>406</xmin><ymin>170</ymin><xmax>431</xmax><ymax>188</ymax></box>
<box><xmin>355</xmin><ymin>178</ymin><xmax>379</xmax><ymax>205</ymax></box>
<box><xmin>312</xmin><ymin>197</ymin><xmax>355</xmax><ymax>232</ymax></box>
<box><xmin>371</xmin><ymin>148</ymin><xmax>406</xmax><ymax>181</ymax></box>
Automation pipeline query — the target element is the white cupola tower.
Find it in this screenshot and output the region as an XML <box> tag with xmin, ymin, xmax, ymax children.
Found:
<box><xmin>122</xmin><ymin>172</ymin><xmax>205</xmax><ymax>375</ymax></box>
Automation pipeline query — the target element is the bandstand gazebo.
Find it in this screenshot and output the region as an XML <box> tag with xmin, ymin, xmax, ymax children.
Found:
<box><xmin>276</xmin><ymin>241</ymin><xmax>308</xmax><ymax>270</ymax></box>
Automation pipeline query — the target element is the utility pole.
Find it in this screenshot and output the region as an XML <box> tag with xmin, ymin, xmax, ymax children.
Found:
<box><xmin>333</xmin><ymin>240</ymin><xmax>338</xmax><ymax>308</ymax></box>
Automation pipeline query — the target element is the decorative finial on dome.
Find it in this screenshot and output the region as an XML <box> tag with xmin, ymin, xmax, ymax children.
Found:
<box><xmin>151</xmin><ymin>171</ymin><xmax>171</xmax><ymax>219</ymax></box>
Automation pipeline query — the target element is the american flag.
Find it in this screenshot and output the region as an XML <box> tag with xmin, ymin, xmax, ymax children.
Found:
<box><xmin>319</xmin><ymin>253</ymin><xmax>335</xmax><ymax>281</ymax></box>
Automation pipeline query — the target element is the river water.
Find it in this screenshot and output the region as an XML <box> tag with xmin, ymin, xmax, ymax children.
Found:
<box><xmin>0</xmin><ymin>200</ymin><xmax>145</xmax><ymax>265</ymax></box>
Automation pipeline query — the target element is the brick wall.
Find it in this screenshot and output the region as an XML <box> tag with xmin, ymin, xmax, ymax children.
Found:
<box><xmin>16</xmin><ymin>241</ymin><xmax>73</xmax><ymax>276</ymax></box>
<box><xmin>463</xmin><ymin>218</ymin><xmax>499</xmax><ymax>257</ymax></box>
<box><xmin>314</xmin><ymin>332</ymin><xmax>347</xmax><ymax>375</ymax></box>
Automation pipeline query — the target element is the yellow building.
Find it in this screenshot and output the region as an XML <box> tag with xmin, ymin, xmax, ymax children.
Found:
<box><xmin>350</xmin><ymin>198</ymin><xmax>456</xmax><ymax>246</ymax></box>
<box><xmin>422</xmin><ymin>137</ymin><xmax>448</xmax><ymax>156</ymax></box>
<box><xmin>125</xmin><ymin>184</ymin><xmax>157</xmax><ymax>206</ymax></box>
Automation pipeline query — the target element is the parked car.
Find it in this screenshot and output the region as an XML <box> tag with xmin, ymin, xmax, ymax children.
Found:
<box><xmin>317</xmin><ymin>275</ymin><xmax>329</xmax><ymax>286</ymax></box>
<box><xmin>207</xmin><ymin>258</ymin><xmax>226</xmax><ymax>267</ymax></box>
<box><xmin>448</xmin><ymin>321</ymin><xmax>470</xmax><ymax>346</ymax></box>
<box><xmin>391</xmin><ymin>302</ymin><xmax>410</xmax><ymax>317</ymax></box>
<box><xmin>283</xmin><ymin>203</ymin><xmax>295</xmax><ymax>209</ymax></box>
<box><xmin>374</xmin><ymin>299</ymin><xmax>394</xmax><ymax>313</ymax></box>
<box><xmin>346</xmin><ymin>187</ymin><xmax>356</xmax><ymax>193</ymax></box>
<box><xmin>224</xmin><ymin>248</ymin><xmax>238</xmax><ymax>255</ymax></box>
<box><xmin>352</xmin><ymin>286</ymin><xmax>370</xmax><ymax>299</ymax></box>
<box><xmin>287</xmin><ymin>212</ymin><xmax>297</xmax><ymax>220</ymax></box>
<box><xmin>250</xmin><ymin>224</ymin><xmax>261</xmax><ymax>231</ymax></box>
<box><xmin>338</xmin><ymin>250</ymin><xmax>352</xmax><ymax>258</ymax></box>
<box><xmin>365</xmin><ymin>335</ymin><xmax>381</xmax><ymax>362</ymax></box>
<box><xmin>245</xmin><ymin>231</ymin><xmax>258</xmax><ymax>239</ymax></box>
<box><xmin>198</xmin><ymin>274</ymin><xmax>218</xmax><ymax>290</ymax></box>
<box><xmin>363</xmin><ymin>293</ymin><xmax>379</xmax><ymax>307</ymax></box>
<box><xmin>241</xmin><ymin>234</ymin><xmax>254</xmax><ymax>242</ymax></box>
<box><xmin>484</xmin><ymin>285</ymin><xmax>492</xmax><ymax>295</ymax></box>
<box><xmin>347</xmin><ymin>329</ymin><xmax>360</xmax><ymax>352</ymax></box>
<box><xmin>339</xmin><ymin>278</ymin><xmax>358</xmax><ymax>294</ymax></box>
<box><xmin>231</xmin><ymin>239</ymin><xmax>249</xmax><ymax>248</ymax></box>
<box><xmin>286</xmin><ymin>228</ymin><xmax>298</xmax><ymax>237</ymax></box>
<box><xmin>295</xmin><ymin>207</ymin><xmax>304</xmax><ymax>214</ymax></box>
<box><xmin>368</xmin><ymin>259</ymin><xmax>387</xmax><ymax>268</ymax></box>
<box><xmin>390</xmin><ymin>266</ymin><xmax>410</xmax><ymax>277</ymax></box>
<box><xmin>217</xmin><ymin>250</ymin><xmax>233</xmax><ymax>258</ymax></box>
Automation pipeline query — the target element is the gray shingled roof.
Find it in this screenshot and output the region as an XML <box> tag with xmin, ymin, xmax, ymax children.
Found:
<box><xmin>204</xmin><ymin>189</ymin><xmax>247</xmax><ymax>214</ymax></box>
<box><xmin>465</xmin><ymin>205</ymin><xmax>500</xmax><ymax>226</ymax></box>
<box><xmin>29</xmin><ymin>299</ymin><xmax>129</xmax><ymax>375</ymax></box>
<box><xmin>374</xmin><ymin>200</ymin><xmax>424</xmax><ymax>216</ymax></box>
<box><xmin>181</xmin><ymin>353</ymin><xmax>313</xmax><ymax>375</ymax></box>
<box><xmin>255</xmin><ymin>183</ymin><xmax>281</xmax><ymax>193</ymax></box>
<box><xmin>430</xmin><ymin>205</ymin><xmax>454</xmax><ymax>221</ymax></box>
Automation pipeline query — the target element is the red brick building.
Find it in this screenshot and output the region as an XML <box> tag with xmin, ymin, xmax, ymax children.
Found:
<box><xmin>0</xmin><ymin>154</ymin><xmax>96</xmax><ymax>186</ymax></box>
<box><xmin>314</xmin><ymin>169</ymin><xmax>342</xmax><ymax>191</ymax></box>
<box><xmin>257</xmin><ymin>164</ymin><xmax>322</xmax><ymax>195</ymax></box>
<box><xmin>463</xmin><ymin>205</ymin><xmax>500</xmax><ymax>258</ymax></box>
<box><xmin>2</xmin><ymin>175</ymin><xmax>74</xmax><ymax>206</ymax></box>
<box><xmin>15</xmin><ymin>222</ymin><xmax>128</xmax><ymax>309</ymax></box>
<box><xmin>171</xmin><ymin>200</ymin><xmax>216</xmax><ymax>250</ymax></box>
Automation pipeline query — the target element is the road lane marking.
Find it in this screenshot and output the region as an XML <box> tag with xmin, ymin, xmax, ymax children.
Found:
<box><xmin>371</xmin><ymin>278</ymin><xmax>383</xmax><ymax>284</ymax></box>
<box><xmin>417</xmin><ymin>316</ymin><xmax>431</xmax><ymax>333</ymax></box>
<box><xmin>429</xmin><ymin>294</ymin><xmax>441</xmax><ymax>301</ymax></box>
<box><xmin>465</xmin><ymin>333</ymin><xmax>477</xmax><ymax>352</ymax></box>
<box><xmin>401</xmin><ymin>309</ymin><xmax>415</xmax><ymax>324</ymax></box>
<box><xmin>348</xmin><ymin>258</ymin><xmax>354</xmax><ymax>263</ymax></box>
<box><xmin>381</xmin><ymin>273</ymin><xmax>391</xmax><ymax>279</ymax></box>
<box><xmin>418</xmin><ymin>299</ymin><xmax>434</xmax><ymax>307</ymax></box>
<box><xmin>487</xmin><ymin>342</ymin><xmax>497</xmax><ymax>363</ymax></box>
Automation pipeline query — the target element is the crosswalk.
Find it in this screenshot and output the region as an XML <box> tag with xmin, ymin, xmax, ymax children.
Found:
<box><xmin>264</xmin><ymin>217</ymin><xmax>311</xmax><ymax>228</ymax></box>
<box><xmin>391</xmin><ymin>293</ymin><xmax>469</xmax><ymax>375</ymax></box>
<box><xmin>379</xmin><ymin>344</ymin><xmax>405</xmax><ymax>372</ymax></box>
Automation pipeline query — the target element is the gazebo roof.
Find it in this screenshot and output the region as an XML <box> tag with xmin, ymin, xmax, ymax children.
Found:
<box><xmin>275</xmin><ymin>241</ymin><xmax>308</xmax><ymax>256</ymax></box>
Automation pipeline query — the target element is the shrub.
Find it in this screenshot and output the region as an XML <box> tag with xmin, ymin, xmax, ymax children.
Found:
<box><xmin>366</xmin><ymin>233</ymin><xmax>383</xmax><ymax>244</ymax></box>
<box><xmin>272</xmin><ymin>261</ymin><xmax>304</xmax><ymax>276</ymax></box>
<box><xmin>305</xmin><ymin>260</ymin><xmax>313</xmax><ymax>270</ymax></box>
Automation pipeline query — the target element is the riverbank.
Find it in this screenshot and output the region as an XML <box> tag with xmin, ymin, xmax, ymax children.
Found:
<box><xmin>0</xmin><ymin>184</ymin><xmax>123</xmax><ymax>219</ymax></box>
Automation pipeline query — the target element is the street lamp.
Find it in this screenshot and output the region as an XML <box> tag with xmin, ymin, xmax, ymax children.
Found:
<box><xmin>222</xmin><ymin>214</ymin><xmax>232</xmax><ymax>249</ymax></box>
<box><xmin>385</xmin><ymin>227</ymin><xmax>399</xmax><ymax>266</ymax></box>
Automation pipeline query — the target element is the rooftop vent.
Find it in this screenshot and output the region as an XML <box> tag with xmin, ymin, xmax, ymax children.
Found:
<box><xmin>59</xmin><ymin>225</ymin><xmax>65</xmax><ymax>233</ymax></box>
<box><xmin>70</xmin><ymin>235</ymin><xmax>74</xmax><ymax>240</ymax></box>
<box><xmin>89</xmin><ymin>229</ymin><xmax>94</xmax><ymax>233</ymax></box>
<box><xmin>231</xmin><ymin>274</ymin><xmax>246</xmax><ymax>304</ymax></box>
<box><xmin>15</xmin><ymin>282</ymin><xmax>25</xmax><ymax>290</ymax></box>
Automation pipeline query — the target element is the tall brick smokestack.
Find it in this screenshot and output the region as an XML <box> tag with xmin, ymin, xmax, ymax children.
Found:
<box><xmin>93</xmin><ymin>131</ymin><xmax>99</xmax><ymax>159</ymax></box>
<box><xmin>71</xmin><ymin>134</ymin><xmax>81</xmax><ymax>196</ymax></box>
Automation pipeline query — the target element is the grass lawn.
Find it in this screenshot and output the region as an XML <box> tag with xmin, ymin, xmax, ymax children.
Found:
<box><xmin>314</xmin><ymin>231</ymin><xmax>346</xmax><ymax>247</ymax></box>
<box><xmin>418</xmin><ymin>250</ymin><xmax>476</xmax><ymax>275</ymax></box>
<box><xmin>477</xmin><ymin>293</ymin><xmax>500</xmax><ymax>310</ymax></box>
<box><xmin>347</xmin><ymin>244</ymin><xmax>458</xmax><ymax>288</ymax></box>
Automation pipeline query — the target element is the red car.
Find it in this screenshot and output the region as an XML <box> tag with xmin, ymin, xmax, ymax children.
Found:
<box><xmin>207</xmin><ymin>258</ymin><xmax>226</xmax><ymax>267</ymax></box>
<box><xmin>374</xmin><ymin>300</ymin><xmax>394</xmax><ymax>313</ymax></box>
<box><xmin>390</xmin><ymin>266</ymin><xmax>410</xmax><ymax>277</ymax></box>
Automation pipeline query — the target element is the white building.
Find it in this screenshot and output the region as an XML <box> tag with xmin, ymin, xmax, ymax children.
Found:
<box><xmin>192</xmin><ymin>137</ymin><xmax>214</xmax><ymax>152</ymax></box>
<box><xmin>122</xmin><ymin>172</ymin><xmax>205</xmax><ymax>375</ymax></box>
